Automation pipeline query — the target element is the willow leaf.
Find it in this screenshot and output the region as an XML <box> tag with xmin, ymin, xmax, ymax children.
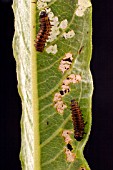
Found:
<box><xmin>12</xmin><ymin>0</ymin><xmax>93</xmax><ymax>170</ymax></box>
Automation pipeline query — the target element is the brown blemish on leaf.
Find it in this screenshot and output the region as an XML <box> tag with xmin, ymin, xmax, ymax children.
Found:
<box><xmin>78</xmin><ymin>46</ymin><xmax>84</xmax><ymax>54</ymax></box>
<box><xmin>31</xmin><ymin>2</ymin><xmax>36</xmax><ymax>4</ymax></box>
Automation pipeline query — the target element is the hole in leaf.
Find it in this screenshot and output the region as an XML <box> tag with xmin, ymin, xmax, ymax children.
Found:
<box><xmin>60</xmin><ymin>90</ymin><xmax>64</xmax><ymax>95</ymax></box>
<box><xmin>80</xmin><ymin>167</ymin><xmax>86</xmax><ymax>170</ymax></box>
<box><xmin>63</xmin><ymin>58</ymin><xmax>72</xmax><ymax>62</ymax></box>
<box><xmin>67</xmin><ymin>143</ymin><xmax>73</xmax><ymax>151</ymax></box>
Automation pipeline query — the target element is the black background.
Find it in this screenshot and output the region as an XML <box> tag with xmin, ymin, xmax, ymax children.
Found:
<box><xmin>0</xmin><ymin>0</ymin><xmax>113</xmax><ymax>170</ymax></box>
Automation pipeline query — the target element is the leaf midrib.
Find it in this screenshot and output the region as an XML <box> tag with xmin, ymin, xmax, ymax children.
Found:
<box><xmin>31</xmin><ymin>1</ymin><xmax>41</xmax><ymax>170</ymax></box>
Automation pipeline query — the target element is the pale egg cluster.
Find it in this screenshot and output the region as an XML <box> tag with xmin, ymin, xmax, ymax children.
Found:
<box><xmin>46</xmin><ymin>44</ymin><xmax>57</xmax><ymax>54</ymax></box>
<box><xmin>63</xmin><ymin>30</ymin><xmax>75</xmax><ymax>39</ymax></box>
<box><xmin>59</xmin><ymin>19</ymin><xmax>68</xmax><ymax>29</ymax></box>
<box><xmin>75</xmin><ymin>0</ymin><xmax>91</xmax><ymax>17</ymax></box>
<box><xmin>37</xmin><ymin>1</ymin><xmax>76</xmax><ymax>54</ymax></box>
<box><xmin>37</xmin><ymin>1</ymin><xmax>48</xmax><ymax>9</ymax></box>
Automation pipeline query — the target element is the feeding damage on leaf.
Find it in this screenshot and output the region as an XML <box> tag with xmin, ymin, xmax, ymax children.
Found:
<box><xmin>80</xmin><ymin>167</ymin><xmax>86</xmax><ymax>170</ymax></box>
<box><xmin>53</xmin><ymin>93</ymin><xmax>67</xmax><ymax>114</ymax></box>
<box><xmin>62</xmin><ymin>130</ymin><xmax>73</xmax><ymax>144</ymax></box>
<box><xmin>65</xmin><ymin>148</ymin><xmax>76</xmax><ymax>162</ymax></box>
<box><xmin>62</xmin><ymin>130</ymin><xmax>76</xmax><ymax>162</ymax></box>
<box><xmin>53</xmin><ymin>74</ymin><xmax>81</xmax><ymax>114</ymax></box>
<box><xmin>59</xmin><ymin>52</ymin><xmax>73</xmax><ymax>73</ymax></box>
<box><xmin>53</xmin><ymin>51</ymin><xmax>81</xmax><ymax>115</ymax></box>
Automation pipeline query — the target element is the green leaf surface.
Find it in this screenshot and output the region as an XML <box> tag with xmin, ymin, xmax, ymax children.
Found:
<box><xmin>13</xmin><ymin>0</ymin><xmax>93</xmax><ymax>170</ymax></box>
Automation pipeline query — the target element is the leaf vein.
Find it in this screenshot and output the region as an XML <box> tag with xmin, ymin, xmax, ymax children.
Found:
<box><xmin>40</xmin><ymin>114</ymin><xmax>71</xmax><ymax>148</ymax></box>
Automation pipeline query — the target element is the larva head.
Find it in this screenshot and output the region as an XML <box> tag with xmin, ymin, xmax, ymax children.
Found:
<box><xmin>40</xmin><ymin>11</ymin><xmax>47</xmax><ymax>18</ymax></box>
<box><xmin>71</xmin><ymin>99</ymin><xmax>76</xmax><ymax>107</ymax></box>
<box><xmin>71</xmin><ymin>99</ymin><xmax>76</xmax><ymax>104</ymax></box>
<box><xmin>74</xmin><ymin>132</ymin><xmax>83</xmax><ymax>141</ymax></box>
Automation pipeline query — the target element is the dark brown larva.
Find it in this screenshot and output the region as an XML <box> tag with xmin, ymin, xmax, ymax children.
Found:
<box><xmin>34</xmin><ymin>11</ymin><xmax>51</xmax><ymax>52</ymax></box>
<box><xmin>71</xmin><ymin>99</ymin><xmax>85</xmax><ymax>141</ymax></box>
